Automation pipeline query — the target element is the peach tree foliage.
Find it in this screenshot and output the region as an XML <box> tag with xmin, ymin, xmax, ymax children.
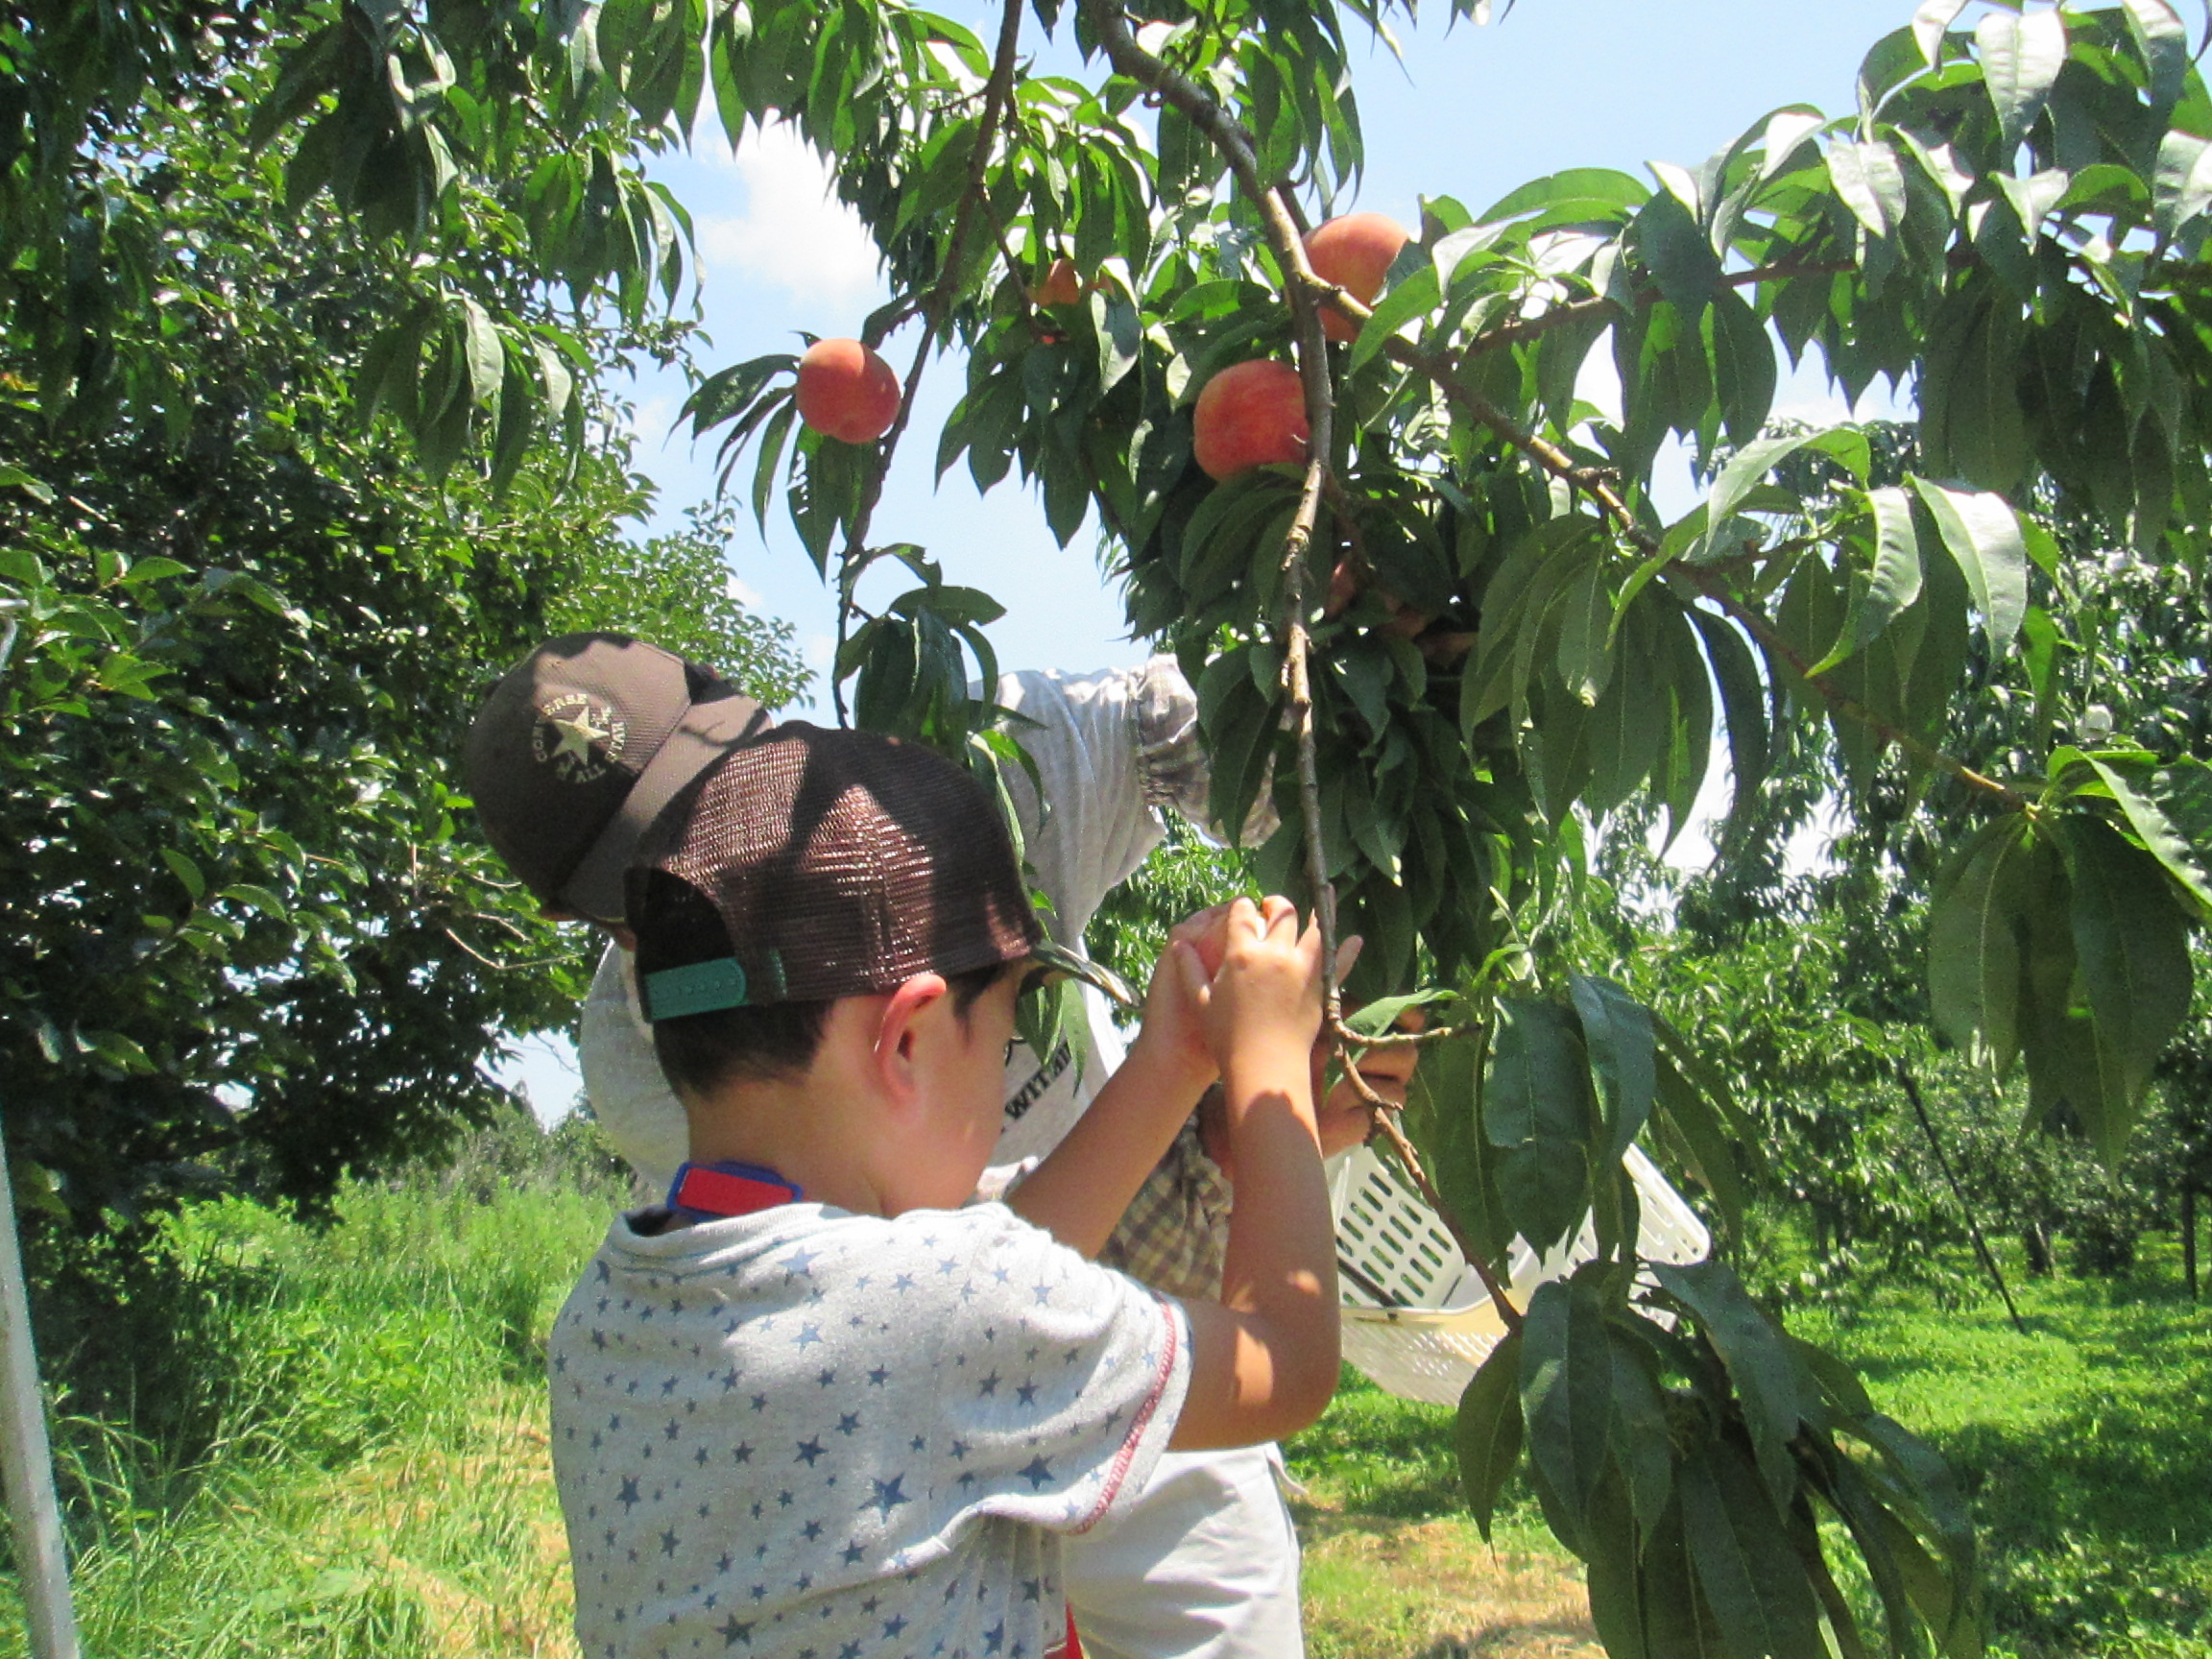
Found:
<box><xmin>24</xmin><ymin>0</ymin><xmax>2212</xmax><ymax>1652</ymax></box>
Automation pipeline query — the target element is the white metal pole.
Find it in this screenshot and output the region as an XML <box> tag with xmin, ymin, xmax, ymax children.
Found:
<box><xmin>0</xmin><ymin>599</ymin><xmax>83</xmax><ymax>1657</ymax></box>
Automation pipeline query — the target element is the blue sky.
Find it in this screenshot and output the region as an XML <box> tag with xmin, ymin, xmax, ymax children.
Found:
<box><xmin>505</xmin><ymin>0</ymin><xmax>1935</xmax><ymax>1118</ymax></box>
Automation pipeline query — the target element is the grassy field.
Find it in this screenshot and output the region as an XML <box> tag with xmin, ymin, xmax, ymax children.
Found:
<box><xmin>0</xmin><ymin>1183</ymin><xmax>2205</xmax><ymax>1658</ymax></box>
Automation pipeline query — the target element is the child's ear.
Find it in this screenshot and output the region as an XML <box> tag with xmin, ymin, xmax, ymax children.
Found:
<box><xmin>869</xmin><ymin>974</ymin><xmax>951</xmax><ymax>1100</ymax></box>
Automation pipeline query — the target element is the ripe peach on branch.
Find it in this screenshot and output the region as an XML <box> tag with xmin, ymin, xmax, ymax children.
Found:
<box><xmin>1191</xmin><ymin>358</ymin><xmax>1310</xmax><ymax>481</ymax></box>
<box><xmin>1302</xmin><ymin>212</ymin><xmax>1408</xmax><ymax>343</ymax></box>
<box><xmin>795</xmin><ymin>338</ymin><xmax>902</xmax><ymax>444</ymax></box>
<box><xmin>1025</xmin><ymin>258</ymin><xmax>1086</xmax><ymax>308</ymax></box>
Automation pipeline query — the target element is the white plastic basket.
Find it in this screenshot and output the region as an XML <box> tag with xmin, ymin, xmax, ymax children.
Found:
<box><xmin>1329</xmin><ymin>1143</ymin><xmax>1711</xmax><ymax>1407</ymax></box>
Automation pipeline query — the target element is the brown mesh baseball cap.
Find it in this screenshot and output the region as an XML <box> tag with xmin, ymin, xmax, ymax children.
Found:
<box><xmin>628</xmin><ymin>723</ymin><xmax>1133</xmax><ymax>1019</ymax></box>
<box><xmin>462</xmin><ymin>634</ymin><xmax>773</xmax><ymax>926</ymax></box>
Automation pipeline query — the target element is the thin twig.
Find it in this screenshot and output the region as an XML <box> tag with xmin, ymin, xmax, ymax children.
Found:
<box><xmin>440</xmin><ymin>926</ymin><xmax>579</xmax><ymax>974</ymax></box>
<box><xmin>1364</xmin><ymin>1100</ymin><xmax>1526</xmax><ymax>1333</ymax></box>
<box><xmin>1330</xmin><ymin>1018</ymin><xmax>1466</xmax><ymax>1050</ymax></box>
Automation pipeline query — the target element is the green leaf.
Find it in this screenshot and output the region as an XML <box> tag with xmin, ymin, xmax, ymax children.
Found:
<box><xmin>219</xmin><ymin>884</ymin><xmax>291</xmax><ymax>921</ymax></box>
<box><xmin>1348</xmin><ymin>260</ymin><xmax>1440</xmax><ymax>375</ymax></box>
<box><xmin>749</xmin><ymin>403</ymin><xmax>799</xmax><ymax>534</ymax></box>
<box><xmin>1571</xmin><ymin>976</ymin><xmax>1657</xmax><ymax>1162</ymax></box>
<box><xmin>1687</xmin><ymin>610</ymin><xmax>1770</xmax><ymax>834</ymax></box>
<box><xmin>1759</xmin><ymin>108</ymin><xmax>1828</xmax><ymax>185</ymax></box>
<box><xmin>1828</xmin><ymin>137</ymin><xmax>1909</xmax><ymax>240</ymax></box>
<box><xmin>458</xmin><ymin>295</ymin><xmax>503</xmax><ymax>413</ymax></box>
<box><xmin>84</xmin><ymin>1031</ymin><xmax>157</xmax><ymax>1076</ymax></box>
<box><xmin>1652</xmin><ymin>1052</ymin><xmax>1748</xmax><ymax>1239</ymax></box>
<box><xmin>160</xmin><ymin>848</ymin><xmax>207</xmax><ymax>902</ymax></box>
<box><xmin>1701</xmin><ymin>428</ymin><xmax>1868</xmax><ymax>559</ymax></box>
<box><xmin>1605</xmin><ymin>1320</ymin><xmax>1674</xmax><ymax>1534</ymax></box>
<box><xmin>1909</xmin><ymin>478</ymin><xmax>2027</xmax><ymax>650</ymax></box>
<box><xmin>1455</xmin><ymin>1334</ymin><xmax>1525</xmax><ymax>1540</ymax></box>
<box><xmin>1913</xmin><ymin>0</ymin><xmax>1971</xmax><ymax>63</ymax></box>
<box><xmin>1704</xmin><ymin>286</ymin><xmax>1777</xmax><ymax>450</ymax></box>
<box><xmin>0</xmin><ymin>464</ymin><xmax>56</xmax><ymax>504</ymax></box>
<box><xmin>1553</xmin><ymin>555</ymin><xmax>1614</xmax><ymax>707</ymax></box>
<box><xmin>1859</xmin><ymin>484</ymin><xmax>1925</xmax><ymax>643</ymax></box>
<box><xmin>1089</xmin><ymin>286</ymin><xmax>1142</xmax><ymax>394</ymax></box>
<box><xmin>1480</xmin><ymin>168</ymin><xmax>1649</xmax><ymax>230</ymax></box>
<box><xmin>1977</xmin><ymin>6</ymin><xmax>2068</xmax><ymax>153</ymax></box>
<box><xmin>1918</xmin><ymin>291</ymin><xmax>2030</xmax><ymax>493</ymax></box>
<box><xmin>1487</xmin><ymin>999</ymin><xmax>1598</xmax><ymax>1250</ymax></box>
<box><xmin>2056</xmin><ymin>815</ymin><xmax>2194</xmax><ymax>1152</ymax></box>
<box><xmin>1650</xmin><ymin>1260</ymin><xmax>1805</xmax><ymax>1510</ymax></box>
<box><xmin>1679</xmin><ymin>1438</ymin><xmax>1824</xmax><ymax>1659</ymax></box>
<box><xmin>2153</xmin><ymin>130</ymin><xmax>2212</xmax><ymax>243</ymax></box>
<box><xmin>2122</xmin><ymin>0</ymin><xmax>2189</xmax><ymax>114</ymax></box>
<box><xmin>1519</xmin><ymin>1279</ymin><xmax>1612</xmax><ymax>1553</ymax></box>
<box><xmin>1635</xmin><ymin>189</ymin><xmax>1721</xmax><ymax>313</ymax></box>
<box><xmin>2086</xmin><ymin>757</ymin><xmax>2212</xmax><ymax>917</ymax></box>
<box><xmin>1927</xmin><ymin>816</ymin><xmax>2032</xmax><ymax>1073</ymax></box>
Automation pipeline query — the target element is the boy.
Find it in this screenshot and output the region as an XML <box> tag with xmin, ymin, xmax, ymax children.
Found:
<box><xmin>547</xmin><ymin>722</ymin><xmax>1340</xmax><ymax>1659</ymax></box>
<box><xmin>471</xmin><ymin>634</ymin><xmax>1356</xmax><ymax>1656</ymax></box>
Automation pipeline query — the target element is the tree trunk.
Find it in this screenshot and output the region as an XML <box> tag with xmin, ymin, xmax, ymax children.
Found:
<box><xmin>2184</xmin><ymin>1185</ymin><xmax>2199</xmax><ymax>1303</ymax></box>
<box><xmin>2022</xmin><ymin>1221</ymin><xmax>2052</xmax><ymax>1278</ymax></box>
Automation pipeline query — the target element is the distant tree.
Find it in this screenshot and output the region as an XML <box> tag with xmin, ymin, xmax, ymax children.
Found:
<box><xmin>0</xmin><ymin>85</ymin><xmax>805</xmax><ymax>1239</ymax></box>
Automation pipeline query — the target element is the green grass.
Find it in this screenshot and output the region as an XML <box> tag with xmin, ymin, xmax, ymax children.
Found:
<box><xmin>0</xmin><ymin>1180</ymin><xmax>612</xmax><ymax>1657</ymax></box>
<box><xmin>2</xmin><ymin>1182</ymin><xmax>2206</xmax><ymax>1659</ymax></box>
<box><xmin>1791</xmin><ymin>1241</ymin><xmax>2212</xmax><ymax>1659</ymax></box>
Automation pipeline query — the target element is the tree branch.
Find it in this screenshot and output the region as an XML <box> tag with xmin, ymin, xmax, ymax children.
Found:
<box><xmin>830</xmin><ymin>0</ymin><xmax>1027</xmax><ymax>723</ymax></box>
<box><xmin>1090</xmin><ymin>0</ymin><xmax>1520</xmax><ymax>1332</ymax></box>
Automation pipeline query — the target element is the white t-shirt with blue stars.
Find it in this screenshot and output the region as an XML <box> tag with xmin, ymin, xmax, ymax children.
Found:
<box><xmin>549</xmin><ymin>1199</ymin><xmax>1192</xmax><ymax>1659</ymax></box>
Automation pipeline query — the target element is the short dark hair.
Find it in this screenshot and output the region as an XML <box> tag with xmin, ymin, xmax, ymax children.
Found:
<box><xmin>654</xmin><ymin>960</ymin><xmax>1013</xmax><ymax>1099</ymax></box>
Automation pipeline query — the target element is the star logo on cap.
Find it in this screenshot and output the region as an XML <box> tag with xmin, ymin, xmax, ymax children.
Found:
<box><xmin>532</xmin><ymin>691</ymin><xmax>628</xmax><ymax>784</ymax></box>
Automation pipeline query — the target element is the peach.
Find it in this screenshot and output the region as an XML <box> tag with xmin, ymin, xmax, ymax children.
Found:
<box><xmin>1027</xmin><ymin>258</ymin><xmax>1084</xmax><ymax>308</ymax></box>
<box><xmin>1303</xmin><ymin>212</ymin><xmax>1409</xmax><ymax>343</ymax></box>
<box><xmin>1191</xmin><ymin>358</ymin><xmax>1310</xmax><ymax>482</ymax></box>
<box><xmin>795</xmin><ymin>338</ymin><xmax>901</xmax><ymax>444</ymax></box>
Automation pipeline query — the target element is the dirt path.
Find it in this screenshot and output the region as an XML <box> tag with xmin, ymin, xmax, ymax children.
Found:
<box><xmin>1298</xmin><ymin>1508</ymin><xmax>1599</xmax><ymax>1659</ymax></box>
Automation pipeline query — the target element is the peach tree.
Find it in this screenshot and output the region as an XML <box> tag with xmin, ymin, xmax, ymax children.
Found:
<box><xmin>25</xmin><ymin>0</ymin><xmax>2212</xmax><ymax>1650</ymax></box>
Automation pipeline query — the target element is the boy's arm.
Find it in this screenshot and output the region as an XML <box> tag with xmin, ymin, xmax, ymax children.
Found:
<box><xmin>1164</xmin><ymin>898</ymin><xmax>1341</xmax><ymax>1450</ymax></box>
<box><xmin>1166</xmin><ymin>1029</ymin><xmax>1340</xmax><ymax>1449</ymax></box>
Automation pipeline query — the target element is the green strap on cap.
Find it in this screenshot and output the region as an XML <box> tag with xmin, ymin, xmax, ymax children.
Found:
<box><xmin>642</xmin><ymin>958</ymin><xmax>750</xmax><ymax>1021</ymax></box>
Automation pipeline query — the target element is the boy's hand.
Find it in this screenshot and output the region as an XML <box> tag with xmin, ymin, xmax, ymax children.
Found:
<box><xmin>1129</xmin><ymin>903</ymin><xmax>1231</xmax><ymax>1095</ymax></box>
<box><xmin>1184</xmin><ymin>896</ymin><xmax>1325</xmax><ymax>1088</ymax></box>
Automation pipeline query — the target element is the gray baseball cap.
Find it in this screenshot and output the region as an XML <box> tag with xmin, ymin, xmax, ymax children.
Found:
<box><xmin>462</xmin><ymin>634</ymin><xmax>773</xmax><ymax>926</ymax></box>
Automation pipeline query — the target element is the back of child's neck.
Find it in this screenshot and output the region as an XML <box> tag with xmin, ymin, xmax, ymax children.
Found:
<box><xmin>683</xmin><ymin>1079</ymin><xmax>885</xmax><ymax>1218</ymax></box>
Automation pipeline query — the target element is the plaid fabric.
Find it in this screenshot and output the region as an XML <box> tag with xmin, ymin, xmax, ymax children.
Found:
<box><xmin>1098</xmin><ymin>1116</ymin><xmax>1233</xmax><ymax>1302</ymax></box>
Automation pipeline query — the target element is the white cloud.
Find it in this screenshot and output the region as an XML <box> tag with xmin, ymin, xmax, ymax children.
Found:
<box><xmin>694</xmin><ymin>123</ymin><xmax>883</xmax><ymax>307</ymax></box>
<box><xmin>804</xmin><ymin>632</ymin><xmax>836</xmax><ymax>668</ymax></box>
<box><xmin>621</xmin><ymin>392</ymin><xmax>680</xmax><ymax>450</ymax></box>
<box><xmin>725</xmin><ymin>571</ymin><xmax>766</xmax><ymax>610</ymax></box>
